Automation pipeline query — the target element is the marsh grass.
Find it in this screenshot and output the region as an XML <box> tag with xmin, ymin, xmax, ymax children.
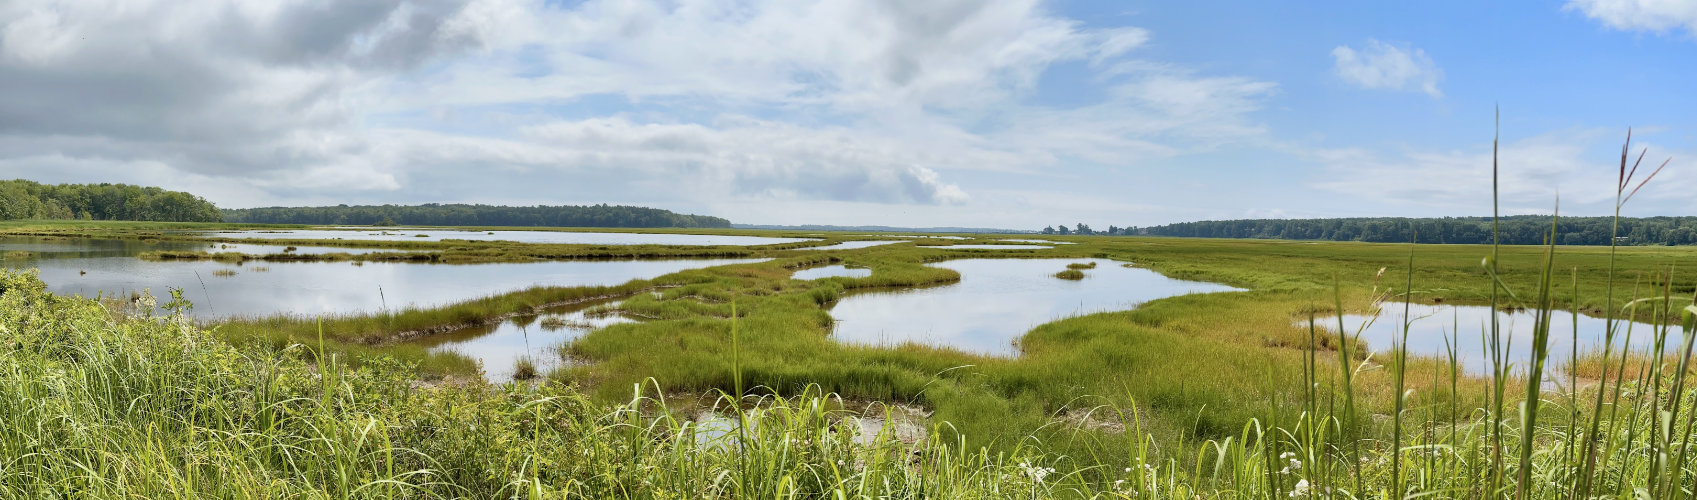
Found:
<box><xmin>4</xmin><ymin>129</ymin><xmax>1697</xmax><ymax>496</ymax></box>
<box><xmin>1055</xmin><ymin>269</ymin><xmax>1087</xmax><ymax>280</ymax></box>
<box><xmin>0</xmin><ymin>272</ymin><xmax>1112</xmax><ymax>497</ymax></box>
<box><xmin>512</xmin><ymin>356</ymin><xmax>539</xmax><ymax>380</ymax></box>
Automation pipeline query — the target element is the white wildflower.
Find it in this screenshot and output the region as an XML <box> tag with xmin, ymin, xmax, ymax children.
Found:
<box><xmin>1289</xmin><ymin>479</ymin><xmax>1310</xmax><ymax>497</ymax></box>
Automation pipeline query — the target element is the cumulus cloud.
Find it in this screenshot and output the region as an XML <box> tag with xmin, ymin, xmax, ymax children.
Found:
<box><xmin>1331</xmin><ymin>39</ymin><xmax>1443</xmax><ymax>98</ymax></box>
<box><xmin>518</xmin><ymin>117</ymin><xmax>970</xmax><ymax>204</ymax></box>
<box><xmin>0</xmin><ymin>0</ymin><xmax>1277</xmax><ymax>221</ymax></box>
<box><xmin>1566</xmin><ymin>0</ymin><xmax>1697</xmax><ymax>36</ymax></box>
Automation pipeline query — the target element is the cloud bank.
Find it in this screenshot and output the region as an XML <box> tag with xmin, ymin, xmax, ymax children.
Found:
<box><xmin>0</xmin><ymin>0</ymin><xmax>1275</xmax><ymax>223</ymax></box>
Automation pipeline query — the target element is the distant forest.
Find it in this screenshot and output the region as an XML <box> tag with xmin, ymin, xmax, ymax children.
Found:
<box><xmin>222</xmin><ymin>204</ymin><xmax>733</xmax><ymax>229</ymax></box>
<box><xmin>1117</xmin><ymin>216</ymin><xmax>1697</xmax><ymax>246</ymax></box>
<box><xmin>0</xmin><ymin>180</ymin><xmax>222</xmax><ymax>222</ymax></box>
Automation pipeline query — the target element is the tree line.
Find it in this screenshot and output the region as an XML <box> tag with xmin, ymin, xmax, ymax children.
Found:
<box><xmin>1040</xmin><ymin>223</ymin><xmax>1139</xmax><ymax>236</ymax></box>
<box><xmin>1070</xmin><ymin>216</ymin><xmax>1697</xmax><ymax>246</ymax></box>
<box><xmin>222</xmin><ymin>203</ymin><xmax>733</xmax><ymax>228</ymax></box>
<box><xmin>0</xmin><ymin>180</ymin><xmax>223</xmax><ymax>222</ymax></box>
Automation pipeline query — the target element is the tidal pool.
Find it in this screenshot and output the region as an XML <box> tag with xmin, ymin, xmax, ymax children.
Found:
<box><xmin>826</xmin><ymin>258</ymin><xmax>1241</xmax><ymax>356</ymax></box>
<box><xmin>202</xmin><ymin>229</ymin><xmax>817</xmax><ymax>246</ymax></box>
<box><xmin>5</xmin><ymin>245</ymin><xmax>764</xmax><ymax>318</ymax></box>
<box><xmin>944</xmin><ymin>244</ymin><xmax>1053</xmax><ymax>250</ymax></box>
<box><xmin>1328</xmin><ymin>302</ymin><xmax>1687</xmax><ymax>379</ymax></box>
<box><xmin>795</xmin><ymin>241</ymin><xmax>906</xmax><ymax>251</ymax></box>
<box><xmin>792</xmin><ymin>265</ymin><xmax>872</xmax><ymax>280</ymax></box>
<box><xmin>856</xmin><ymin>235</ymin><xmax>970</xmax><ymax>240</ymax></box>
<box><xmin>415</xmin><ymin>307</ymin><xmax>633</xmax><ymax>381</ymax></box>
<box><xmin>0</xmin><ymin>236</ymin><xmax>403</xmax><ymax>258</ymax></box>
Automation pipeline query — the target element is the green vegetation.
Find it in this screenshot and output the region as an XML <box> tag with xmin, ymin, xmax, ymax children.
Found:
<box><xmin>223</xmin><ymin>203</ymin><xmax>732</xmax><ymax>228</ymax></box>
<box><xmin>1137</xmin><ymin>215</ymin><xmax>1697</xmax><ymax>245</ymax></box>
<box><xmin>5</xmin><ymin>237</ymin><xmax>1697</xmax><ymax>496</ymax></box>
<box><xmin>6</xmin><ymin>131</ymin><xmax>1697</xmax><ymax>495</ymax></box>
<box><xmin>0</xmin><ymin>270</ymin><xmax>1114</xmax><ymax>497</ymax></box>
<box><xmin>1054</xmin><ymin>268</ymin><xmax>1086</xmax><ymax>280</ymax></box>
<box><xmin>512</xmin><ymin>356</ymin><xmax>539</xmax><ymax>380</ymax></box>
<box><xmin>0</xmin><ymin>179</ymin><xmax>222</xmax><ymax>222</ymax></box>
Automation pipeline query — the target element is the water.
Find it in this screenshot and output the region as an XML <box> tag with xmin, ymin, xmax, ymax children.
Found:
<box><xmin>826</xmin><ymin>259</ymin><xmax>1241</xmax><ymax>356</ymax></box>
<box><xmin>0</xmin><ymin>236</ymin><xmax>404</xmax><ymax>257</ymax></box>
<box><xmin>795</xmin><ymin>241</ymin><xmax>906</xmax><ymax>251</ymax></box>
<box><xmin>792</xmin><ymin>265</ymin><xmax>872</xmax><ymax>280</ymax></box>
<box><xmin>415</xmin><ymin>307</ymin><xmax>633</xmax><ymax>381</ymax></box>
<box><xmin>5</xmin><ymin>243</ymin><xmax>764</xmax><ymax>318</ymax></box>
<box><xmin>1330</xmin><ymin>302</ymin><xmax>1688</xmax><ymax>378</ymax></box>
<box><xmin>944</xmin><ymin>244</ymin><xmax>1053</xmax><ymax>250</ymax></box>
<box><xmin>1000</xmin><ymin>239</ymin><xmax>1075</xmax><ymax>245</ymax></box>
<box><xmin>856</xmin><ymin>234</ymin><xmax>970</xmax><ymax>240</ymax></box>
<box><xmin>201</xmin><ymin>229</ymin><xmax>817</xmax><ymax>246</ymax></box>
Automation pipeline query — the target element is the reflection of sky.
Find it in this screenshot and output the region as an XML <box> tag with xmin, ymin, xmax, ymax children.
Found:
<box><xmin>1333</xmin><ymin>303</ymin><xmax>1688</xmax><ymax>378</ymax></box>
<box><xmin>7</xmin><ymin>248</ymin><xmax>762</xmax><ymax>319</ymax></box>
<box><xmin>792</xmin><ymin>265</ymin><xmax>872</xmax><ymax>280</ymax></box>
<box><xmin>827</xmin><ymin>258</ymin><xmax>1241</xmax><ymax>356</ymax></box>
<box><xmin>204</xmin><ymin>229</ymin><xmax>816</xmax><ymax>246</ymax></box>
<box><xmin>0</xmin><ymin>236</ymin><xmax>402</xmax><ymax>257</ymax></box>
<box><xmin>945</xmin><ymin>244</ymin><xmax>1053</xmax><ymax>250</ymax></box>
<box><xmin>419</xmin><ymin>309</ymin><xmax>632</xmax><ymax>381</ymax></box>
<box><xmin>794</xmin><ymin>241</ymin><xmax>905</xmax><ymax>251</ymax></box>
<box><xmin>856</xmin><ymin>235</ymin><xmax>970</xmax><ymax>240</ymax></box>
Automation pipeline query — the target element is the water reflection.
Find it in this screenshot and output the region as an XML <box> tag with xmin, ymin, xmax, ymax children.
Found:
<box><xmin>856</xmin><ymin>235</ymin><xmax>970</xmax><ymax>240</ymax></box>
<box><xmin>415</xmin><ymin>306</ymin><xmax>633</xmax><ymax>381</ymax></box>
<box><xmin>827</xmin><ymin>259</ymin><xmax>1241</xmax><ymax>356</ymax></box>
<box><xmin>203</xmin><ymin>229</ymin><xmax>816</xmax><ymax>246</ymax></box>
<box><xmin>792</xmin><ymin>265</ymin><xmax>872</xmax><ymax>280</ymax></box>
<box><xmin>1330</xmin><ymin>302</ymin><xmax>1687</xmax><ymax>378</ymax></box>
<box><xmin>795</xmin><ymin>241</ymin><xmax>905</xmax><ymax>251</ymax></box>
<box><xmin>6</xmin><ymin>246</ymin><xmax>763</xmax><ymax>318</ymax></box>
<box><xmin>0</xmin><ymin>236</ymin><xmax>403</xmax><ymax>258</ymax></box>
<box><xmin>945</xmin><ymin>244</ymin><xmax>1053</xmax><ymax>250</ymax></box>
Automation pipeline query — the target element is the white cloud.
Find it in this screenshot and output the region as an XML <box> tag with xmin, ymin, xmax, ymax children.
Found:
<box><xmin>0</xmin><ymin>0</ymin><xmax>1279</xmax><ymax>225</ymax></box>
<box><xmin>1566</xmin><ymin>0</ymin><xmax>1697</xmax><ymax>36</ymax></box>
<box><xmin>518</xmin><ymin>117</ymin><xmax>972</xmax><ymax>204</ymax></box>
<box><xmin>1310</xmin><ymin>130</ymin><xmax>1693</xmax><ymax>216</ymax></box>
<box><xmin>1331</xmin><ymin>39</ymin><xmax>1443</xmax><ymax>98</ymax></box>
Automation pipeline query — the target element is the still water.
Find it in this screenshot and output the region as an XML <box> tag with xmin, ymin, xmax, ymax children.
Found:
<box><xmin>0</xmin><ymin>236</ymin><xmax>405</xmax><ymax>257</ymax></box>
<box><xmin>793</xmin><ymin>265</ymin><xmax>872</xmax><ymax>280</ymax></box>
<box><xmin>202</xmin><ymin>229</ymin><xmax>817</xmax><ymax>246</ymax></box>
<box><xmin>415</xmin><ymin>307</ymin><xmax>634</xmax><ymax>381</ymax></box>
<box><xmin>1330</xmin><ymin>302</ymin><xmax>1687</xmax><ymax>378</ymax></box>
<box><xmin>826</xmin><ymin>258</ymin><xmax>1241</xmax><ymax>356</ymax></box>
<box><xmin>4</xmin><ymin>242</ymin><xmax>764</xmax><ymax>318</ymax></box>
<box><xmin>944</xmin><ymin>244</ymin><xmax>1053</xmax><ymax>250</ymax></box>
<box><xmin>795</xmin><ymin>241</ymin><xmax>906</xmax><ymax>251</ymax></box>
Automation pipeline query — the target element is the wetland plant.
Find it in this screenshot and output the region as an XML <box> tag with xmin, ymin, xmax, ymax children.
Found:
<box><xmin>1054</xmin><ymin>268</ymin><xmax>1086</xmax><ymax>280</ymax></box>
<box><xmin>512</xmin><ymin>356</ymin><xmax>539</xmax><ymax>380</ymax></box>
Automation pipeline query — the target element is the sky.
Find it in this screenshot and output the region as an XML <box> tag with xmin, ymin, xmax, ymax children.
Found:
<box><xmin>1</xmin><ymin>0</ymin><xmax>1694</xmax><ymax>228</ymax></box>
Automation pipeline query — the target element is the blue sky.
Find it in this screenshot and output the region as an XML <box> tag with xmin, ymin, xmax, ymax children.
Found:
<box><xmin>1</xmin><ymin>0</ymin><xmax>1693</xmax><ymax>228</ymax></box>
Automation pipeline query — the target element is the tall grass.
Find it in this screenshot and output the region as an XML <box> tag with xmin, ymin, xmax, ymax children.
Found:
<box><xmin>1</xmin><ymin>128</ymin><xmax>1693</xmax><ymax>498</ymax></box>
